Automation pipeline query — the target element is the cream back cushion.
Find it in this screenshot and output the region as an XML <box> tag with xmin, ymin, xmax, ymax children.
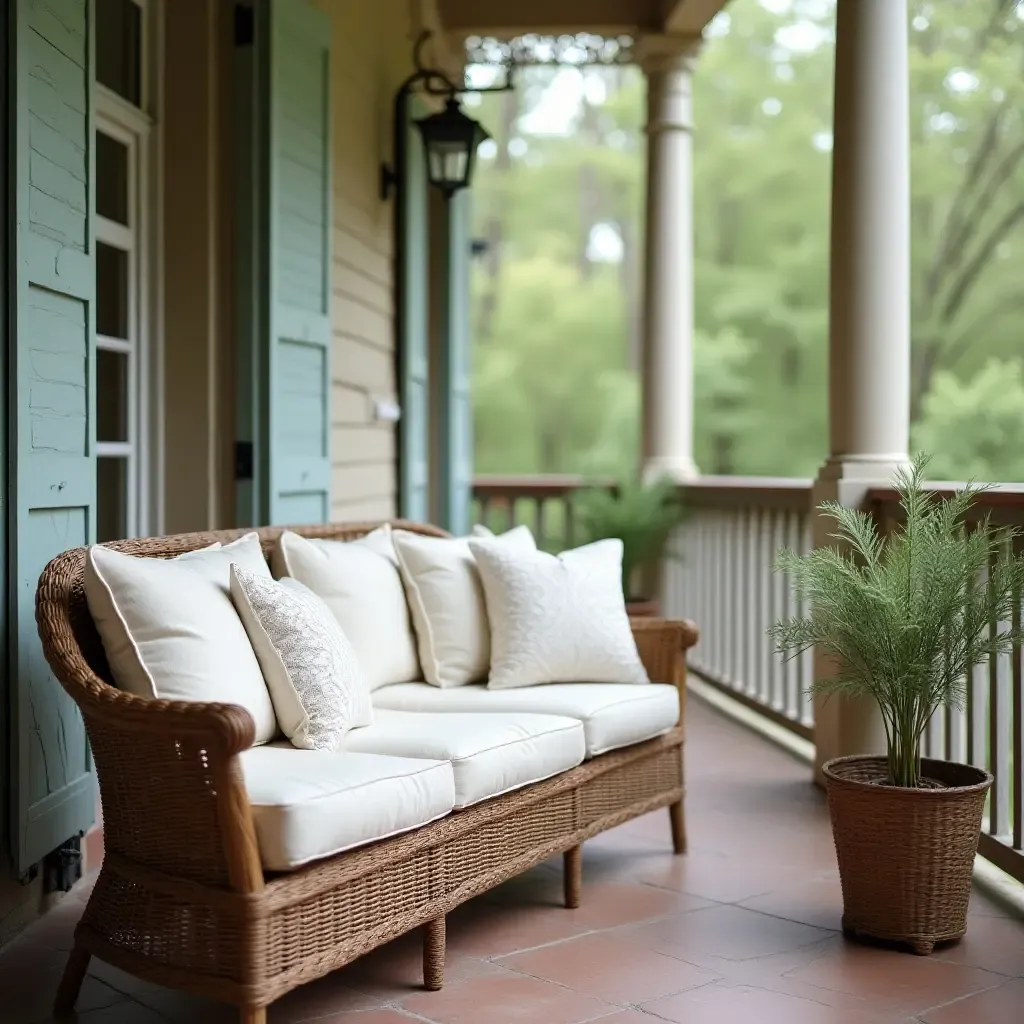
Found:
<box><xmin>271</xmin><ymin>526</ymin><xmax>420</xmax><ymax>691</ymax></box>
<box><xmin>230</xmin><ymin>565</ymin><xmax>373</xmax><ymax>750</ymax></box>
<box><xmin>468</xmin><ymin>537</ymin><xmax>649</xmax><ymax>690</ymax></box>
<box><xmin>85</xmin><ymin>533</ymin><xmax>278</xmax><ymax>742</ymax></box>
<box><xmin>392</xmin><ymin>525</ymin><xmax>536</xmax><ymax>688</ymax></box>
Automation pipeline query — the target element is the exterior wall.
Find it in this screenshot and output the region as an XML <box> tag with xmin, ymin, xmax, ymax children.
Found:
<box><xmin>158</xmin><ymin>0</ymin><xmax>434</xmax><ymax>530</ymax></box>
<box><xmin>317</xmin><ymin>0</ymin><xmax>423</xmax><ymax>522</ymax></box>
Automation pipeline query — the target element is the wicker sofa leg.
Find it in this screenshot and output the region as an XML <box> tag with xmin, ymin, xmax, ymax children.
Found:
<box><xmin>564</xmin><ymin>844</ymin><xmax>582</xmax><ymax>908</ymax></box>
<box><xmin>54</xmin><ymin>944</ymin><xmax>91</xmax><ymax>1014</ymax></box>
<box><xmin>423</xmin><ymin>915</ymin><xmax>446</xmax><ymax>990</ymax></box>
<box><xmin>240</xmin><ymin>1006</ymin><xmax>266</xmax><ymax>1023</ymax></box>
<box><xmin>669</xmin><ymin>799</ymin><xmax>686</xmax><ymax>854</ymax></box>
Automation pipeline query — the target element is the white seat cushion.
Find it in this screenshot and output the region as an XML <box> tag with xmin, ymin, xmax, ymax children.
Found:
<box><xmin>240</xmin><ymin>746</ymin><xmax>455</xmax><ymax>870</ymax></box>
<box><xmin>373</xmin><ymin>683</ymin><xmax>680</xmax><ymax>758</ymax></box>
<box><xmin>341</xmin><ymin>710</ymin><xmax>585</xmax><ymax>808</ymax></box>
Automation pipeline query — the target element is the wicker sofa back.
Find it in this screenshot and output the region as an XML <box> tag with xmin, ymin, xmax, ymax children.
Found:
<box><xmin>36</xmin><ymin>521</ymin><xmax>698</xmax><ymax>1024</ymax></box>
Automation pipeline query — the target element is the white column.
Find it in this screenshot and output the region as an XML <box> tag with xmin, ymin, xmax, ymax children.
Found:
<box><xmin>812</xmin><ymin>0</ymin><xmax>911</xmax><ymax>778</ymax></box>
<box><xmin>640</xmin><ymin>39</ymin><xmax>699</xmax><ymax>482</ymax></box>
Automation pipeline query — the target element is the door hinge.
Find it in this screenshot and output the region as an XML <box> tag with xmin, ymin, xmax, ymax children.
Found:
<box><xmin>234</xmin><ymin>4</ymin><xmax>254</xmax><ymax>46</ymax></box>
<box><xmin>43</xmin><ymin>836</ymin><xmax>83</xmax><ymax>894</ymax></box>
<box><xmin>235</xmin><ymin>441</ymin><xmax>254</xmax><ymax>482</ymax></box>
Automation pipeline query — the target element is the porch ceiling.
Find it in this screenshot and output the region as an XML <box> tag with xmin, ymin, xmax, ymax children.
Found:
<box><xmin>437</xmin><ymin>0</ymin><xmax>729</xmax><ymax>40</ymax></box>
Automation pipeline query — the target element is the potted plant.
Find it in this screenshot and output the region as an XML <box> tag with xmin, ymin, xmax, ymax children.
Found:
<box><xmin>770</xmin><ymin>454</ymin><xmax>1023</xmax><ymax>955</ymax></box>
<box><xmin>575</xmin><ymin>477</ymin><xmax>687</xmax><ymax>616</ymax></box>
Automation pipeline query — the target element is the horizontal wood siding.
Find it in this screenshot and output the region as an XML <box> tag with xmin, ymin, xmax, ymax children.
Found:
<box><xmin>317</xmin><ymin>0</ymin><xmax>419</xmax><ymax>521</ymax></box>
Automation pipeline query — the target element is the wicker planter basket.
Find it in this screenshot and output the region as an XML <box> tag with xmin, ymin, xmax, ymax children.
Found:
<box><xmin>823</xmin><ymin>755</ymin><xmax>993</xmax><ymax>955</ymax></box>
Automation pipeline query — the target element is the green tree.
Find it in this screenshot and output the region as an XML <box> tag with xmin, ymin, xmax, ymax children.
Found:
<box><xmin>469</xmin><ymin>0</ymin><xmax>1024</xmax><ymax>484</ymax></box>
<box><xmin>914</xmin><ymin>360</ymin><xmax>1024</xmax><ymax>484</ymax></box>
<box><xmin>472</xmin><ymin>256</ymin><xmax>630</xmax><ymax>475</ymax></box>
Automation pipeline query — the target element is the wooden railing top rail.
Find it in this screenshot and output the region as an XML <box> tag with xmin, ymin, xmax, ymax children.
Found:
<box><xmin>869</xmin><ymin>482</ymin><xmax>1024</xmax><ymax>527</ymax></box>
<box><xmin>869</xmin><ymin>482</ymin><xmax>1024</xmax><ymax>505</ymax></box>
<box><xmin>679</xmin><ymin>476</ymin><xmax>814</xmax><ymax>511</ymax></box>
<box><xmin>473</xmin><ymin>475</ymin><xmax>616</xmax><ymax>500</ymax></box>
<box><xmin>474</xmin><ymin>475</ymin><xmax>813</xmax><ymax>504</ymax></box>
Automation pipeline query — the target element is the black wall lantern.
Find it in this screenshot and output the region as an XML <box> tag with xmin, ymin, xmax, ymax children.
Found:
<box><xmin>380</xmin><ymin>33</ymin><xmax>500</xmax><ymax>202</ymax></box>
<box><xmin>416</xmin><ymin>99</ymin><xmax>491</xmax><ymax>196</ymax></box>
<box><xmin>382</xmin><ymin>34</ymin><xmax>497</xmax><ymax>201</ymax></box>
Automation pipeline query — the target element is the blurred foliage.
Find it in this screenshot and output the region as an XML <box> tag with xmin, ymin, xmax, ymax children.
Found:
<box><xmin>470</xmin><ymin>0</ymin><xmax>1024</xmax><ymax>483</ymax></box>
<box><xmin>574</xmin><ymin>478</ymin><xmax>688</xmax><ymax>598</ymax></box>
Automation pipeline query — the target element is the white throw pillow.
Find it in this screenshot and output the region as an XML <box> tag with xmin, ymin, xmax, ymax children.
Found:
<box><xmin>271</xmin><ymin>526</ymin><xmax>420</xmax><ymax>691</ymax></box>
<box><xmin>393</xmin><ymin>525</ymin><xmax>537</xmax><ymax>688</ymax></box>
<box><xmin>230</xmin><ymin>565</ymin><xmax>372</xmax><ymax>750</ymax></box>
<box><xmin>85</xmin><ymin>533</ymin><xmax>278</xmax><ymax>742</ymax></box>
<box><xmin>468</xmin><ymin>537</ymin><xmax>650</xmax><ymax>691</ymax></box>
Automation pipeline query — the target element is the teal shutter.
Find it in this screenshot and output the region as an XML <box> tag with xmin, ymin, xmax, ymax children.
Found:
<box><xmin>436</xmin><ymin>191</ymin><xmax>473</xmax><ymax>534</ymax></box>
<box><xmin>399</xmin><ymin>101</ymin><xmax>430</xmax><ymax>522</ymax></box>
<box><xmin>9</xmin><ymin>0</ymin><xmax>96</xmax><ymax>871</ymax></box>
<box><xmin>266</xmin><ymin>0</ymin><xmax>332</xmax><ymax>524</ymax></box>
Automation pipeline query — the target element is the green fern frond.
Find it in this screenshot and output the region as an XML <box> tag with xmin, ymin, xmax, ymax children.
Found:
<box><xmin>769</xmin><ymin>452</ymin><xmax>1024</xmax><ymax>787</ymax></box>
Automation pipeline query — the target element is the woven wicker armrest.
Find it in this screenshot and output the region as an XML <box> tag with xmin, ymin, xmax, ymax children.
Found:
<box><xmin>36</xmin><ymin>555</ymin><xmax>263</xmax><ymax>892</ymax></box>
<box><xmin>73</xmin><ymin>686</ymin><xmax>257</xmax><ymax>752</ymax></box>
<box><xmin>629</xmin><ymin>616</ymin><xmax>699</xmax><ymax>689</ymax></box>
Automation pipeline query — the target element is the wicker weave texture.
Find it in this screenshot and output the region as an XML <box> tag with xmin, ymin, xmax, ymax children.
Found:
<box><xmin>35</xmin><ymin>521</ymin><xmax>699</xmax><ymax>1014</ymax></box>
<box><xmin>824</xmin><ymin>755</ymin><xmax>993</xmax><ymax>955</ymax></box>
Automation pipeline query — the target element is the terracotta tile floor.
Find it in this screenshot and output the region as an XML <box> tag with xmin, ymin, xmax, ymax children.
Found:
<box><xmin>3</xmin><ymin>696</ymin><xmax>1023</xmax><ymax>1024</ymax></box>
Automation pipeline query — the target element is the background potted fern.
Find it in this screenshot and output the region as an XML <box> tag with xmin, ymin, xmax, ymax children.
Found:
<box><xmin>575</xmin><ymin>477</ymin><xmax>687</xmax><ymax>616</ymax></box>
<box><xmin>770</xmin><ymin>454</ymin><xmax>1022</xmax><ymax>955</ymax></box>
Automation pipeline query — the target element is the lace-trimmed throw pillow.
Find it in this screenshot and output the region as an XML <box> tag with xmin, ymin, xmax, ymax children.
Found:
<box><xmin>392</xmin><ymin>525</ymin><xmax>537</xmax><ymax>688</ymax></box>
<box><xmin>230</xmin><ymin>564</ymin><xmax>373</xmax><ymax>750</ymax></box>
<box><xmin>468</xmin><ymin>537</ymin><xmax>650</xmax><ymax>691</ymax></box>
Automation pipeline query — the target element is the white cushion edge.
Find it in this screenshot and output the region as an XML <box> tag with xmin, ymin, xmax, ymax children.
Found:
<box><xmin>451</xmin><ymin>719</ymin><xmax>585</xmax><ymax>808</ymax></box>
<box><xmin>250</xmin><ymin>760</ymin><xmax>455</xmax><ymax>870</ymax></box>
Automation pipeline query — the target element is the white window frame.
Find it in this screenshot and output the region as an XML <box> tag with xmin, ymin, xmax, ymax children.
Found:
<box><xmin>94</xmin><ymin>0</ymin><xmax>160</xmax><ymax>539</ymax></box>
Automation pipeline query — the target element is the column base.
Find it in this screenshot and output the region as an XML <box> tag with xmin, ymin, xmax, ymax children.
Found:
<box><xmin>642</xmin><ymin>455</ymin><xmax>699</xmax><ymax>484</ymax></box>
<box><xmin>815</xmin><ymin>452</ymin><xmax>909</xmax><ymax>483</ymax></box>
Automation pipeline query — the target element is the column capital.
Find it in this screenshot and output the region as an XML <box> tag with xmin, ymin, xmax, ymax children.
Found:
<box><xmin>641</xmin><ymin>34</ymin><xmax>698</xmax><ymax>135</ymax></box>
<box><xmin>635</xmin><ymin>33</ymin><xmax>702</xmax><ymax>76</ymax></box>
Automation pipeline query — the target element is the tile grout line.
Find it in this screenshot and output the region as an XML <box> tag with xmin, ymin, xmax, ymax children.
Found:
<box><xmin>908</xmin><ymin>973</ymin><xmax>1019</xmax><ymax>1019</ymax></box>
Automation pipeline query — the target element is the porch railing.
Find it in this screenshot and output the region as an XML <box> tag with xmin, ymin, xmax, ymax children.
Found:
<box><xmin>472</xmin><ymin>475</ymin><xmax>615</xmax><ymax>551</ymax></box>
<box><xmin>472</xmin><ymin>472</ymin><xmax>1024</xmax><ymax>883</ymax></box>
<box><xmin>668</xmin><ymin>478</ymin><xmax>817</xmax><ymax>739</ymax></box>
<box><xmin>869</xmin><ymin>485</ymin><xmax>1024</xmax><ymax>883</ymax></box>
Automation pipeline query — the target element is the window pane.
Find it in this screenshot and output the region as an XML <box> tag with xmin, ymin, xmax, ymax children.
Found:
<box><xmin>97</xmin><ymin>132</ymin><xmax>129</xmax><ymax>225</ymax></box>
<box><xmin>97</xmin><ymin>457</ymin><xmax>128</xmax><ymax>542</ymax></box>
<box><xmin>97</xmin><ymin>0</ymin><xmax>142</xmax><ymax>106</ymax></box>
<box><xmin>97</xmin><ymin>349</ymin><xmax>129</xmax><ymax>443</ymax></box>
<box><xmin>97</xmin><ymin>242</ymin><xmax>129</xmax><ymax>339</ymax></box>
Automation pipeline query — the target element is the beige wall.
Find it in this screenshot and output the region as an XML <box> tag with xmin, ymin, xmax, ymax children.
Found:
<box><xmin>317</xmin><ymin>0</ymin><xmax>427</xmax><ymax>522</ymax></box>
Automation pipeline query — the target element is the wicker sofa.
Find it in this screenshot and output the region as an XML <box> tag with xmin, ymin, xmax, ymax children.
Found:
<box><xmin>36</xmin><ymin>521</ymin><xmax>699</xmax><ymax>1024</ymax></box>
